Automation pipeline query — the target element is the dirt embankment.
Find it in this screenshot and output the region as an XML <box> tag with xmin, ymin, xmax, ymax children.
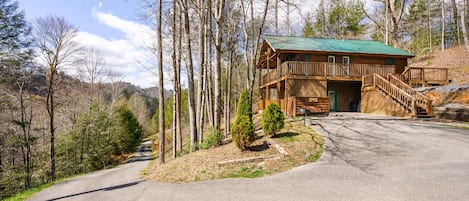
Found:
<box><xmin>410</xmin><ymin>46</ymin><xmax>469</xmax><ymax>85</ymax></box>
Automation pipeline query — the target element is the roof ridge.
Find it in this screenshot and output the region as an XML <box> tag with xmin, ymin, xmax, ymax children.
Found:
<box><xmin>264</xmin><ymin>35</ymin><xmax>383</xmax><ymax>43</ymax></box>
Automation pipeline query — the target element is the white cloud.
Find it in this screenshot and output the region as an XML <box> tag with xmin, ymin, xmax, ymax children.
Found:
<box><xmin>69</xmin><ymin>7</ymin><xmax>166</xmax><ymax>89</ymax></box>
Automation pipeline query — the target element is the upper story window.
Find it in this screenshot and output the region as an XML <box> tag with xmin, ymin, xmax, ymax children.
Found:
<box><xmin>342</xmin><ymin>56</ymin><xmax>350</xmax><ymax>64</ymax></box>
<box><xmin>327</xmin><ymin>55</ymin><xmax>336</xmax><ymax>63</ymax></box>
<box><xmin>385</xmin><ymin>58</ymin><xmax>395</xmax><ymax>65</ymax></box>
<box><xmin>286</xmin><ymin>53</ymin><xmax>297</xmax><ymax>61</ymax></box>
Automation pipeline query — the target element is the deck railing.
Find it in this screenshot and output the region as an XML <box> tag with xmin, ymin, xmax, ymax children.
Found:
<box><xmin>402</xmin><ymin>67</ymin><xmax>448</xmax><ymax>83</ymax></box>
<box><xmin>260</xmin><ymin>61</ymin><xmax>396</xmax><ymax>85</ymax></box>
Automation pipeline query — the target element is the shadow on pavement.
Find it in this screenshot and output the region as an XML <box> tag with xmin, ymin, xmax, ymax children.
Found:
<box><xmin>316</xmin><ymin>120</ymin><xmax>408</xmax><ymax>176</ymax></box>
<box><xmin>46</xmin><ymin>180</ymin><xmax>143</xmax><ymax>201</ymax></box>
<box><xmin>126</xmin><ymin>142</ymin><xmax>154</xmax><ymax>164</ymax></box>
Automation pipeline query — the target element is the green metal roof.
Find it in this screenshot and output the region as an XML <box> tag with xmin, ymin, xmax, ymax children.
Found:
<box><xmin>264</xmin><ymin>35</ymin><xmax>414</xmax><ymax>57</ymax></box>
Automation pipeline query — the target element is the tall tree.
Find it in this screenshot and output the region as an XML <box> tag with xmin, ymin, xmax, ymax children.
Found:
<box><xmin>361</xmin><ymin>0</ymin><xmax>408</xmax><ymax>47</ymax></box>
<box><xmin>156</xmin><ymin>0</ymin><xmax>165</xmax><ymax>164</ymax></box>
<box><xmin>450</xmin><ymin>0</ymin><xmax>460</xmax><ymax>45</ymax></box>
<box><xmin>442</xmin><ymin>0</ymin><xmax>445</xmax><ymax>51</ymax></box>
<box><xmin>213</xmin><ymin>0</ymin><xmax>225</xmax><ymax>130</ymax></box>
<box><xmin>178</xmin><ymin>0</ymin><xmax>197</xmax><ymax>152</ymax></box>
<box><xmin>33</xmin><ymin>16</ymin><xmax>80</xmax><ymax>180</ymax></box>
<box><xmin>0</xmin><ymin>0</ymin><xmax>34</xmax><ymax>190</ymax></box>
<box><xmin>240</xmin><ymin>0</ymin><xmax>270</xmax><ymax>102</ymax></box>
<box><xmin>462</xmin><ymin>9</ymin><xmax>469</xmax><ymax>51</ymax></box>
<box><xmin>196</xmin><ymin>0</ymin><xmax>207</xmax><ymax>142</ymax></box>
<box><xmin>76</xmin><ymin>48</ymin><xmax>104</xmax><ymax>105</ymax></box>
<box><xmin>171</xmin><ymin>0</ymin><xmax>181</xmax><ymax>159</ymax></box>
<box><xmin>302</xmin><ymin>13</ymin><xmax>315</xmax><ymax>37</ymax></box>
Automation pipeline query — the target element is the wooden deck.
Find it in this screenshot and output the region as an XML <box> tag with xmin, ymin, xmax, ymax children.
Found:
<box><xmin>260</xmin><ymin>61</ymin><xmax>449</xmax><ymax>87</ymax></box>
<box><xmin>402</xmin><ymin>67</ymin><xmax>449</xmax><ymax>86</ymax></box>
<box><xmin>261</xmin><ymin>61</ymin><xmax>396</xmax><ymax>87</ymax></box>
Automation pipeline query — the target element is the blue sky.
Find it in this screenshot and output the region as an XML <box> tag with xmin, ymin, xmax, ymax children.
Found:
<box><xmin>18</xmin><ymin>0</ymin><xmax>160</xmax><ymax>88</ymax></box>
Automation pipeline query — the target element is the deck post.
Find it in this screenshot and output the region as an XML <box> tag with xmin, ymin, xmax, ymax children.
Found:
<box><xmin>276</xmin><ymin>53</ymin><xmax>281</xmax><ymax>105</ymax></box>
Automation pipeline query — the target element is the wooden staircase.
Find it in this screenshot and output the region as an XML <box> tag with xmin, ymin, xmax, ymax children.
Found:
<box><xmin>362</xmin><ymin>73</ymin><xmax>434</xmax><ymax>118</ymax></box>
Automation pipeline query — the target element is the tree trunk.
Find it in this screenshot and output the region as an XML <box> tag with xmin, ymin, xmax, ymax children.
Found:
<box><xmin>214</xmin><ymin>0</ymin><xmax>225</xmax><ymax>130</ymax></box>
<box><xmin>451</xmin><ymin>0</ymin><xmax>460</xmax><ymax>46</ymax></box>
<box><xmin>428</xmin><ymin>0</ymin><xmax>432</xmax><ymax>53</ymax></box>
<box><xmin>461</xmin><ymin>9</ymin><xmax>469</xmax><ymax>51</ymax></box>
<box><xmin>442</xmin><ymin>0</ymin><xmax>446</xmax><ymax>51</ymax></box>
<box><xmin>177</xmin><ymin>7</ymin><xmax>183</xmax><ymax>151</ymax></box>
<box><xmin>196</xmin><ymin>0</ymin><xmax>206</xmax><ymax>141</ymax></box>
<box><xmin>47</xmin><ymin>66</ymin><xmax>56</xmax><ymax>181</ymax></box>
<box><xmin>275</xmin><ymin>0</ymin><xmax>279</xmax><ymax>35</ymax></box>
<box><xmin>179</xmin><ymin>0</ymin><xmax>198</xmax><ymax>151</ymax></box>
<box><xmin>171</xmin><ymin>0</ymin><xmax>178</xmax><ymax>159</ymax></box>
<box><xmin>157</xmin><ymin>0</ymin><xmax>165</xmax><ymax>164</ymax></box>
<box><xmin>248</xmin><ymin>0</ymin><xmax>270</xmax><ymax>103</ymax></box>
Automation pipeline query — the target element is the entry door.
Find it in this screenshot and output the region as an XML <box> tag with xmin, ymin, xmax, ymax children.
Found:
<box><xmin>342</xmin><ymin>56</ymin><xmax>350</xmax><ymax>76</ymax></box>
<box><xmin>328</xmin><ymin>89</ymin><xmax>338</xmax><ymax>112</ymax></box>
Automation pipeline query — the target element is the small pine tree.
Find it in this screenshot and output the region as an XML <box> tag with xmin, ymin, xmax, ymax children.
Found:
<box><xmin>231</xmin><ymin>89</ymin><xmax>255</xmax><ymax>151</ymax></box>
<box><xmin>236</xmin><ymin>89</ymin><xmax>252</xmax><ymax>119</ymax></box>
<box><xmin>231</xmin><ymin>115</ymin><xmax>255</xmax><ymax>151</ymax></box>
<box><xmin>262</xmin><ymin>104</ymin><xmax>285</xmax><ymax>136</ymax></box>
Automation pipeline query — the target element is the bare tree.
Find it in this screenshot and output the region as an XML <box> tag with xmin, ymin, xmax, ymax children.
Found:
<box><xmin>171</xmin><ymin>0</ymin><xmax>182</xmax><ymax>158</ymax></box>
<box><xmin>33</xmin><ymin>16</ymin><xmax>80</xmax><ymax>180</ymax></box>
<box><xmin>240</xmin><ymin>0</ymin><xmax>270</xmax><ymax>101</ymax></box>
<box><xmin>361</xmin><ymin>0</ymin><xmax>407</xmax><ymax>47</ymax></box>
<box><xmin>156</xmin><ymin>0</ymin><xmax>165</xmax><ymax>164</ymax></box>
<box><xmin>442</xmin><ymin>0</ymin><xmax>445</xmax><ymax>51</ymax></box>
<box><xmin>462</xmin><ymin>9</ymin><xmax>469</xmax><ymax>51</ymax></box>
<box><xmin>178</xmin><ymin>0</ymin><xmax>198</xmax><ymax>152</ymax></box>
<box><xmin>196</xmin><ymin>0</ymin><xmax>207</xmax><ymax>142</ymax></box>
<box><xmin>213</xmin><ymin>0</ymin><xmax>225</xmax><ymax>130</ymax></box>
<box><xmin>76</xmin><ymin>48</ymin><xmax>104</xmax><ymax>105</ymax></box>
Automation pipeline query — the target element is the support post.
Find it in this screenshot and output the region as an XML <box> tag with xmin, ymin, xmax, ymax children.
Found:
<box><xmin>276</xmin><ymin>53</ymin><xmax>281</xmax><ymax>105</ymax></box>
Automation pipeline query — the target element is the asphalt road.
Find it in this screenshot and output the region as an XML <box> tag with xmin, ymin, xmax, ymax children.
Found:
<box><xmin>29</xmin><ymin>115</ymin><xmax>469</xmax><ymax>201</ymax></box>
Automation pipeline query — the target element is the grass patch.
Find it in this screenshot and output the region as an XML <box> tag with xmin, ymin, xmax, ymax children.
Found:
<box><xmin>444</xmin><ymin>124</ymin><xmax>469</xmax><ymax>130</ymax></box>
<box><xmin>279</xmin><ymin>135</ymin><xmax>295</xmax><ymax>142</ymax></box>
<box><xmin>140</xmin><ymin>159</ymin><xmax>155</xmax><ymax>176</ymax></box>
<box><xmin>306</xmin><ymin>148</ymin><xmax>323</xmax><ymax>162</ymax></box>
<box><xmin>224</xmin><ymin>166</ymin><xmax>270</xmax><ymax>178</ymax></box>
<box><xmin>4</xmin><ymin>176</ymin><xmax>77</xmax><ymax>201</ymax></box>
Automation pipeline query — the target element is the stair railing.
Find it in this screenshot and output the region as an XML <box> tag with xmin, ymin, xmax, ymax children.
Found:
<box><xmin>373</xmin><ymin>74</ymin><xmax>414</xmax><ymax>112</ymax></box>
<box><xmin>388</xmin><ymin>74</ymin><xmax>433</xmax><ymax>116</ymax></box>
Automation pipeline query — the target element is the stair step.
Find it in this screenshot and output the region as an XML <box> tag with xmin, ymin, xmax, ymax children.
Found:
<box><xmin>416</xmin><ymin>115</ymin><xmax>434</xmax><ymax>118</ymax></box>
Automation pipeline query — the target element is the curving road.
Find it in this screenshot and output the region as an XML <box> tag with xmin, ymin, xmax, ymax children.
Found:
<box><xmin>29</xmin><ymin>114</ymin><xmax>469</xmax><ymax>201</ymax></box>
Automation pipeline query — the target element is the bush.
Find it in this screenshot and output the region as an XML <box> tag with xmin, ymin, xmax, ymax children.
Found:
<box><xmin>236</xmin><ymin>89</ymin><xmax>252</xmax><ymax>118</ymax></box>
<box><xmin>199</xmin><ymin>127</ymin><xmax>223</xmax><ymax>149</ymax></box>
<box><xmin>231</xmin><ymin>115</ymin><xmax>255</xmax><ymax>151</ymax></box>
<box><xmin>262</xmin><ymin>104</ymin><xmax>285</xmax><ymax>136</ymax></box>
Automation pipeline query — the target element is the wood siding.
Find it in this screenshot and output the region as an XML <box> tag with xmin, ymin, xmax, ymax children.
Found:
<box><xmin>361</xmin><ymin>87</ymin><xmax>412</xmax><ymax>117</ymax></box>
<box><xmin>286</xmin><ymin>79</ymin><xmax>327</xmax><ymax>98</ymax></box>
<box><xmin>328</xmin><ymin>81</ymin><xmax>362</xmax><ymax>112</ymax></box>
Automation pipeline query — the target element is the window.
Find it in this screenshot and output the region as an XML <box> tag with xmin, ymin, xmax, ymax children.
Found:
<box><xmin>286</xmin><ymin>54</ymin><xmax>297</xmax><ymax>61</ymax></box>
<box><xmin>385</xmin><ymin>58</ymin><xmax>395</xmax><ymax>65</ymax></box>
<box><xmin>305</xmin><ymin>54</ymin><xmax>310</xmax><ymax>62</ymax></box>
<box><xmin>342</xmin><ymin>56</ymin><xmax>350</xmax><ymax>64</ymax></box>
<box><xmin>327</xmin><ymin>55</ymin><xmax>336</xmax><ymax>63</ymax></box>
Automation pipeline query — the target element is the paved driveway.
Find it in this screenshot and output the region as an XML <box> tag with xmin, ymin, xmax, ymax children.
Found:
<box><xmin>29</xmin><ymin>114</ymin><xmax>469</xmax><ymax>201</ymax></box>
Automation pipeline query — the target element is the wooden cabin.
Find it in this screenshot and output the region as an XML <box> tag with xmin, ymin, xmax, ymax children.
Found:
<box><xmin>257</xmin><ymin>35</ymin><xmax>449</xmax><ymax>117</ymax></box>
